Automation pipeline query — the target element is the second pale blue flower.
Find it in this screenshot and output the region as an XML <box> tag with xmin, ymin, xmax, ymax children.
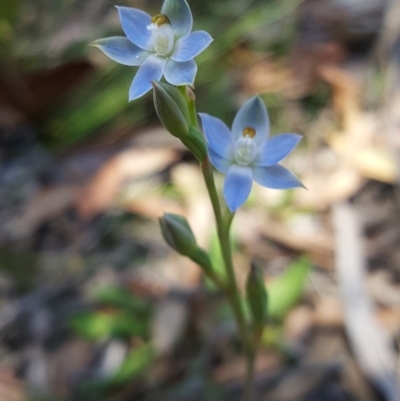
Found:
<box><xmin>200</xmin><ymin>97</ymin><xmax>304</xmax><ymax>212</ymax></box>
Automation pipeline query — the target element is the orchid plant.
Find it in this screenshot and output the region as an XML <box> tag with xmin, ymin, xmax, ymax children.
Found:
<box><xmin>93</xmin><ymin>0</ymin><xmax>303</xmax><ymax>399</ymax></box>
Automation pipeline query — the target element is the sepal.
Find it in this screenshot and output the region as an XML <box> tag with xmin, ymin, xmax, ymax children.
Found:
<box><xmin>190</xmin><ymin>248</ymin><xmax>216</xmax><ymax>279</ymax></box>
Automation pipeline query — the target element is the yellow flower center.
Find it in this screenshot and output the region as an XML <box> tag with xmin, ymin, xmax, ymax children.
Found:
<box><xmin>242</xmin><ymin>127</ymin><xmax>256</xmax><ymax>138</ymax></box>
<box><xmin>234</xmin><ymin>128</ymin><xmax>257</xmax><ymax>165</ymax></box>
<box><xmin>147</xmin><ymin>14</ymin><xmax>174</xmax><ymax>57</ymax></box>
<box><xmin>151</xmin><ymin>14</ymin><xmax>171</xmax><ymax>26</ymax></box>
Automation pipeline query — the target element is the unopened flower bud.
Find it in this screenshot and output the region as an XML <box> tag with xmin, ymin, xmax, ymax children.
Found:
<box><xmin>152</xmin><ymin>81</ymin><xmax>191</xmax><ymax>139</ymax></box>
<box><xmin>246</xmin><ymin>264</ymin><xmax>268</xmax><ymax>334</ymax></box>
<box><xmin>152</xmin><ymin>82</ymin><xmax>207</xmax><ymax>161</ymax></box>
<box><xmin>159</xmin><ymin>213</ymin><xmax>198</xmax><ymax>257</ymax></box>
<box><xmin>181</xmin><ymin>126</ymin><xmax>207</xmax><ymax>162</ymax></box>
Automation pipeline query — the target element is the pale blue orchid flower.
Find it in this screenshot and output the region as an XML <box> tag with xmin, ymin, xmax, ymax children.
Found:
<box><xmin>92</xmin><ymin>0</ymin><xmax>212</xmax><ymax>101</ymax></box>
<box><xmin>200</xmin><ymin>97</ymin><xmax>304</xmax><ymax>212</ymax></box>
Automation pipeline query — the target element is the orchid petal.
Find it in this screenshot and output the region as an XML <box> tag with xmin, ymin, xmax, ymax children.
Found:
<box><xmin>161</xmin><ymin>0</ymin><xmax>193</xmax><ymax>39</ymax></box>
<box><xmin>91</xmin><ymin>37</ymin><xmax>151</xmax><ymax>66</ymax></box>
<box><xmin>117</xmin><ymin>6</ymin><xmax>153</xmax><ymax>51</ymax></box>
<box><xmin>129</xmin><ymin>55</ymin><xmax>166</xmax><ymax>101</ymax></box>
<box><xmin>199</xmin><ymin>113</ymin><xmax>234</xmax><ymax>160</ymax></box>
<box><xmin>252</xmin><ymin>165</ymin><xmax>304</xmax><ymax>189</ymax></box>
<box><xmin>208</xmin><ymin>148</ymin><xmax>233</xmax><ymax>173</ymax></box>
<box><xmin>255</xmin><ymin>134</ymin><xmax>302</xmax><ymax>166</ymax></box>
<box><xmin>171</xmin><ymin>31</ymin><xmax>213</xmax><ymax>62</ymax></box>
<box><xmin>232</xmin><ymin>96</ymin><xmax>269</xmax><ymax>144</ymax></box>
<box><xmin>164</xmin><ymin>59</ymin><xmax>197</xmax><ymax>85</ymax></box>
<box><xmin>224</xmin><ymin>165</ymin><xmax>253</xmax><ymax>212</ymax></box>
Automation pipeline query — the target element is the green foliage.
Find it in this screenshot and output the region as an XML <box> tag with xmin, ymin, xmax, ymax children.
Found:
<box><xmin>70</xmin><ymin>289</ymin><xmax>155</xmax><ymax>396</ymax></box>
<box><xmin>218</xmin><ymin>0</ymin><xmax>303</xmax><ymax>47</ymax></box>
<box><xmin>0</xmin><ymin>0</ymin><xmax>18</xmax><ymax>54</ymax></box>
<box><xmin>96</xmin><ymin>286</ymin><xmax>151</xmax><ymax>313</ymax></box>
<box><xmin>0</xmin><ymin>0</ymin><xmax>18</xmax><ymax>24</ymax></box>
<box><xmin>70</xmin><ymin>311</ymin><xmax>149</xmax><ymax>341</ymax></box>
<box><xmin>70</xmin><ymin>287</ymin><xmax>152</xmax><ymax>341</ymax></box>
<box><xmin>267</xmin><ymin>257</ymin><xmax>310</xmax><ymax>320</ymax></box>
<box><xmin>45</xmin><ymin>67</ymin><xmax>146</xmax><ymax>148</ymax></box>
<box><xmin>110</xmin><ymin>343</ymin><xmax>155</xmax><ymax>385</ymax></box>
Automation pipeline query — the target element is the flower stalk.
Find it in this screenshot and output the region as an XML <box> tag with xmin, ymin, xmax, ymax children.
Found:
<box><xmin>201</xmin><ymin>158</ymin><xmax>249</xmax><ymax>352</ymax></box>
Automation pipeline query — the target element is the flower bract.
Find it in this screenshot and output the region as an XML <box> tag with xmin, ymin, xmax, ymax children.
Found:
<box><xmin>199</xmin><ymin>96</ymin><xmax>304</xmax><ymax>212</ymax></box>
<box><xmin>91</xmin><ymin>0</ymin><xmax>212</xmax><ymax>101</ymax></box>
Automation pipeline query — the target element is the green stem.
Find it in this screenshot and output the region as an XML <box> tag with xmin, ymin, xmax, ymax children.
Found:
<box><xmin>190</xmin><ymin>248</ymin><xmax>226</xmax><ymax>290</ymax></box>
<box><xmin>201</xmin><ymin>159</ymin><xmax>248</xmax><ymax>350</ymax></box>
<box><xmin>221</xmin><ymin>208</ymin><xmax>248</xmax><ymax>347</ymax></box>
<box><xmin>188</xmin><ymin>87</ymin><xmax>253</xmax><ymax>400</ymax></box>
<box><xmin>244</xmin><ymin>346</ymin><xmax>256</xmax><ymax>401</ymax></box>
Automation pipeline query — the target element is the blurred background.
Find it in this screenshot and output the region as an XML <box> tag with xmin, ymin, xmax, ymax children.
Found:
<box><xmin>1</xmin><ymin>0</ymin><xmax>400</xmax><ymax>400</ymax></box>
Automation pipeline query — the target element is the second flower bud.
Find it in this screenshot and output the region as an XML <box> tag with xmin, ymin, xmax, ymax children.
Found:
<box><xmin>152</xmin><ymin>81</ymin><xmax>207</xmax><ymax>161</ymax></box>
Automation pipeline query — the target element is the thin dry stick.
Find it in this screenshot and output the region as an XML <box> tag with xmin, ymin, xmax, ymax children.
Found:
<box><xmin>332</xmin><ymin>201</ymin><xmax>399</xmax><ymax>401</ymax></box>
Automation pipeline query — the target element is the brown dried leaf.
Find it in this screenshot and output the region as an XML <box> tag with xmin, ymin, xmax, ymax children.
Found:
<box><xmin>289</xmin><ymin>41</ymin><xmax>347</xmax><ymax>98</ymax></box>
<box><xmin>124</xmin><ymin>196</ymin><xmax>183</xmax><ymax>219</ymax></box>
<box><xmin>313</xmin><ymin>296</ymin><xmax>343</xmax><ymax>327</ymax></box>
<box><xmin>294</xmin><ymin>167</ymin><xmax>364</xmax><ymax>210</ymax></box>
<box><xmin>0</xmin><ymin>62</ymin><xmax>93</xmax><ymax>118</ymax></box>
<box><xmin>242</xmin><ymin>59</ymin><xmax>291</xmax><ymax>95</ymax></box>
<box><xmin>76</xmin><ymin>148</ymin><xmax>178</xmax><ymax>218</ymax></box>
<box><xmin>318</xmin><ymin>64</ymin><xmax>362</xmax><ymax>128</ymax></box>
